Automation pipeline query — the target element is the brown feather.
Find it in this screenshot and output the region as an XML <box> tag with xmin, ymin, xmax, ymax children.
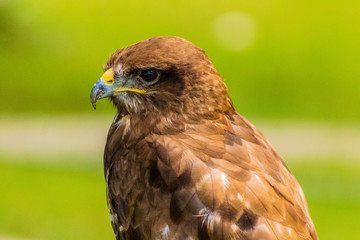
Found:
<box><xmin>97</xmin><ymin>36</ymin><xmax>318</xmax><ymax>240</ymax></box>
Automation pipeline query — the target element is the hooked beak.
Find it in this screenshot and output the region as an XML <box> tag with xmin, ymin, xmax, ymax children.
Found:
<box><xmin>90</xmin><ymin>68</ymin><xmax>115</xmax><ymax>109</ymax></box>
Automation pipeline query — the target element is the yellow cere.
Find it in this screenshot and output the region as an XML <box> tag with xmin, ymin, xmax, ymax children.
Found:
<box><xmin>102</xmin><ymin>68</ymin><xmax>115</xmax><ymax>86</ymax></box>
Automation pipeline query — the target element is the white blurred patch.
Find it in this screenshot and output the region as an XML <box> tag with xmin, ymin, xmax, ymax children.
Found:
<box><xmin>254</xmin><ymin>174</ymin><xmax>262</xmax><ymax>183</ymax></box>
<box><xmin>160</xmin><ymin>225</ymin><xmax>170</xmax><ymax>239</ymax></box>
<box><xmin>237</xmin><ymin>192</ymin><xmax>243</xmax><ymax>201</ymax></box>
<box><xmin>275</xmin><ymin>222</ymin><xmax>283</xmax><ymax>234</ymax></box>
<box><xmin>221</xmin><ymin>172</ymin><xmax>230</xmax><ymax>188</ymax></box>
<box><xmin>213</xmin><ymin>12</ymin><xmax>257</xmax><ymax>51</ymax></box>
<box><xmin>115</xmin><ymin>65</ymin><xmax>124</xmax><ymax>74</ymax></box>
<box><xmin>2</xmin><ymin>117</ymin><xmax>359</xmax><ymax>161</ymax></box>
<box><xmin>231</xmin><ymin>223</ymin><xmax>240</xmax><ymax>231</ymax></box>
<box><xmin>254</xmin><ymin>223</ymin><xmax>271</xmax><ymax>234</ymax></box>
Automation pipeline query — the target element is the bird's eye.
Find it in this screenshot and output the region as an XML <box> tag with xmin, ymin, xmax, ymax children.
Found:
<box><xmin>138</xmin><ymin>69</ymin><xmax>159</xmax><ymax>82</ymax></box>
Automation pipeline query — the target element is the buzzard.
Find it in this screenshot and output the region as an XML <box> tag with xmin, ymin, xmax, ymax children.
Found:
<box><xmin>90</xmin><ymin>36</ymin><xmax>318</xmax><ymax>240</ymax></box>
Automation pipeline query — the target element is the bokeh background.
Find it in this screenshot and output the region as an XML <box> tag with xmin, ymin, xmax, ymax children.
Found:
<box><xmin>1</xmin><ymin>0</ymin><xmax>359</xmax><ymax>239</ymax></box>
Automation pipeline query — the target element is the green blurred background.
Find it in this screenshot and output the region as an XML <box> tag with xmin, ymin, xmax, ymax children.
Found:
<box><xmin>0</xmin><ymin>0</ymin><xmax>359</xmax><ymax>239</ymax></box>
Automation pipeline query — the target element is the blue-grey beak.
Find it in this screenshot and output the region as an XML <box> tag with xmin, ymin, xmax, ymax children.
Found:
<box><xmin>90</xmin><ymin>78</ymin><xmax>114</xmax><ymax>109</ymax></box>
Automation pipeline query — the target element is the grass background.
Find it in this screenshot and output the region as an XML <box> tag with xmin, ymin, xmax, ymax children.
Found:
<box><xmin>1</xmin><ymin>0</ymin><xmax>359</xmax><ymax>121</ymax></box>
<box><xmin>0</xmin><ymin>0</ymin><xmax>359</xmax><ymax>239</ymax></box>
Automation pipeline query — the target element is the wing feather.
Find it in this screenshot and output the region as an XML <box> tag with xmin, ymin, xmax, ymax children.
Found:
<box><xmin>152</xmin><ymin>113</ymin><xmax>317</xmax><ymax>239</ymax></box>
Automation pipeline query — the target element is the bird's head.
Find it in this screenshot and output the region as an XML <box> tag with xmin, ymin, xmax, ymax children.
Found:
<box><xmin>90</xmin><ymin>36</ymin><xmax>233</xmax><ymax>120</ymax></box>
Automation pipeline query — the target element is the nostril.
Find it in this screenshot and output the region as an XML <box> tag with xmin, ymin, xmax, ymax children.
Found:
<box><xmin>105</xmin><ymin>79</ymin><xmax>114</xmax><ymax>86</ymax></box>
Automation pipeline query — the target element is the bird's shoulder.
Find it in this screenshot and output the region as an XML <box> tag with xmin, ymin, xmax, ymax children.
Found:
<box><xmin>147</xmin><ymin>112</ymin><xmax>317</xmax><ymax>239</ymax></box>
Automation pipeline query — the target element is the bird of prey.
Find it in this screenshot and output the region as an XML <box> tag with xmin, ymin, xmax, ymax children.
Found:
<box><xmin>90</xmin><ymin>36</ymin><xmax>318</xmax><ymax>240</ymax></box>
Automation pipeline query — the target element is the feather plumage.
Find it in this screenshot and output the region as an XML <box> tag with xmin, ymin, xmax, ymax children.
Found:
<box><xmin>95</xmin><ymin>36</ymin><xmax>317</xmax><ymax>240</ymax></box>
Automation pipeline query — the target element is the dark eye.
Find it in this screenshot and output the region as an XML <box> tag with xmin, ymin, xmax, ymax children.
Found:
<box><xmin>138</xmin><ymin>69</ymin><xmax>159</xmax><ymax>82</ymax></box>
